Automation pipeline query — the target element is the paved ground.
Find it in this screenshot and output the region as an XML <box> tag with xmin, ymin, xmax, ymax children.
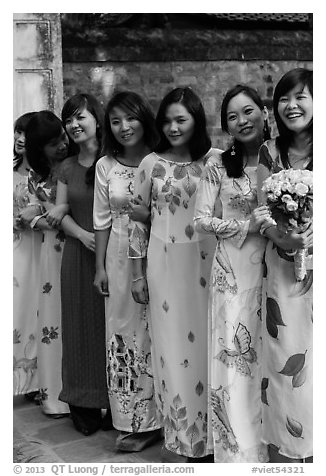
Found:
<box><xmin>13</xmin><ymin>395</ymin><xmax>186</xmax><ymax>464</ymax></box>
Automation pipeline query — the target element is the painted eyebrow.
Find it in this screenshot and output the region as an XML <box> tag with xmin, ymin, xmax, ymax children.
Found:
<box><xmin>227</xmin><ymin>105</ymin><xmax>254</xmax><ymax>114</ymax></box>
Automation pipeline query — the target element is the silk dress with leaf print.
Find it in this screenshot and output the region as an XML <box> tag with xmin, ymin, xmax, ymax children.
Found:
<box><xmin>128</xmin><ymin>151</ymin><xmax>218</xmax><ymax>458</ymax></box>
<box><xmin>93</xmin><ymin>155</ymin><xmax>160</xmax><ymax>433</ymax></box>
<box><xmin>28</xmin><ymin>170</ymin><xmax>69</xmax><ymax>415</ymax></box>
<box><xmin>194</xmin><ymin>153</ymin><xmax>268</xmax><ymax>463</ymax></box>
<box><xmin>258</xmin><ymin>140</ymin><xmax>313</xmax><ymax>460</ymax></box>
<box><xmin>13</xmin><ymin>163</ymin><xmax>42</xmax><ymax>395</ymax></box>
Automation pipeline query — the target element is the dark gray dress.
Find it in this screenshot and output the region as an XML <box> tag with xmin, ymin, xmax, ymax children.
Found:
<box><xmin>58</xmin><ymin>156</ymin><xmax>109</xmax><ymax>408</ymax></box>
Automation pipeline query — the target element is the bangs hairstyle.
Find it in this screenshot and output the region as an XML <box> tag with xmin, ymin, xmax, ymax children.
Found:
<box><xmin>103</xmin><ymin>91</ymin><xmax>159</xmax><ymax>157</ymax></box>
<box><xmin>13</xmin><ymin>111</ymin><xmax>37</xmax><ymax>170</ymax></box>
<box><xmin>25</xmin><ymin>110</ymin><xmax>64</xmax><ymax>181</ymax></box>
<box><xmin>273</xmin><ymin>68</ymin><xmax>313</xmax><ymax>170</ymax></box>
<box><xmin>220</xmin><ymin>84</ymin><xmax>270</xmax><ymax>178</ymax></box>
<box><xmin>61</xmin><ymin>93</ymin><xmax>105</xmax><ymax>185</ymax></box>
<box><xmin>155</xmin><ymin>87</ymin><xmax>211</xmax><ymax>161</ymax></box>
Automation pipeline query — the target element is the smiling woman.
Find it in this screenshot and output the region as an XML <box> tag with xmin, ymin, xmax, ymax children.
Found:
<box><xmin>193</xmin><ymin>84</ymin><xmax>271</xmax><ymax>463</ymax></box>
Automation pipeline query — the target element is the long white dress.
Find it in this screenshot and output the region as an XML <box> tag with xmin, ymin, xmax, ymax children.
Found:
<box><xmin>28</xmin><ymin>171</ymin><xmax>69</xmax><ymax>415</ymax></box>
<box><xmin>194</xmin><ymin>153</ymin><xmax>268</xmax><ymax>463</ymax></box>
<box><xmin>13</xmin><ymin>168</ymin><xmax>42</xmax><ymax>395</ymax></box>
<box><xmin>128</xmin><ymin>151</ymin><xmax>217</xmax><ymax>457</ymax></box>
<box><xmin>258</xmin><ymin>140</ymin><xmax>313</xmax><ymax>459</ymax></box>
<box><xmin>93</xmin><ymin>155</ymin><xmax>160</xmax><ymax>432</ymax></box>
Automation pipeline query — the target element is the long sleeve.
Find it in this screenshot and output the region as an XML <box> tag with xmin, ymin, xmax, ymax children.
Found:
<box><xmin>93</xmin><ymin>157</ymin><xmax>112</xmax><ymax>231</ymax></box>
<box><xmin>128</xmin><ymin>155</ymin><xmax>153</xmax><ymax>259</ymax></box>
<box><xmin>194</xmin><ymin>158</ymin><xmax>249</xmax><ymax>248</ymax></box>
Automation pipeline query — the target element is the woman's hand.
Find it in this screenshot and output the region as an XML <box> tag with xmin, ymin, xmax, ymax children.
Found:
<box><xmin>94</xmin><ymin>268</ymin><xmax>109</xmax><ymax>297</ymax></box>
<box><xmin>45</xmin><ymin>204</ymin><xmax>69</xmax><ymax>228</ymax></box>
<box><xmin>249</xmin><ymin>205</ymin><xmax>271</xmax><ymax>233</ymax></box>
<box><xmin>79</xmin><ymin>230</ymin><xmax>96</xmax><ymax>252</ymax></box>
<box><xmin>279</xmin><ymin>223</ymin><xmax>313</xmax><ymax>251</ymax></box>
<box><xmin>131</xmin><ymin>276</ymin><xmax>149</xmax><ymax>304</ymax></box>
<box><xmin>128</xmin><ymin>196</ymin><xmax>150</xmax><ymax>223</ymax></box>
<box><xmin>18</xmin><ymin>205</ymin><xmax>41</xmax><ymax>226</ymax></box>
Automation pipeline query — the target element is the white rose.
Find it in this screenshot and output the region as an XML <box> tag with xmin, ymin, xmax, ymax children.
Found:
<box><xmin>286</xmin><ymin>201</ymin><xmax>298</xmax><ymax>211</ymax></box>
<box><xmin>295</xmin><ymin>183</ymin><xmax>309</xmax><ymax>196</ymax></box>
<box><xmin>281</xmin><ymin>194</ymin><xmax>293</xmax><ymax>203</ymax></box>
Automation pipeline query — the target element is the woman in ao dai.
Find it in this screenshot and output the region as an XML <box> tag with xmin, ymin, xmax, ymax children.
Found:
<box><xmin>24</xmin><ymin>111</ymin><xmax>71</xmax><ymax>417</ymax></box>
<box><xmin>13</xmin><ymin>112</ymin><xmax>42</xmax><ymax>397</ymax></box>
<box><xmin>129</xmin><ymin>87</ymin><xmax>217</xmax><ymax>461</ymax></box>
<box><xmin>257</xmin><ymin>68</ymin><xmax>313</xmax><ymax>463</ymax></box>
<box><xmin>93</xmin><ymin>91</ymin><xmax>162</xmax><ymax>451</ymax></box>
<box><xmin>194</xmin><ymin>85</ymin><xmax>270</xmax><ymax>462</ymax></box>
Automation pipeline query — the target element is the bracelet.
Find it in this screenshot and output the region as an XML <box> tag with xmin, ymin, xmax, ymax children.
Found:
<box><xmin>132</xmin><ymin>275</ymin><xmax>145</xmax><ymax>283</ymax></box>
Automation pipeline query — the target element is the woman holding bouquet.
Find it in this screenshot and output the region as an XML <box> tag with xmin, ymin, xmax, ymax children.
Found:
<box><xmin>194</xmin><ymin>84</ymin><xmax>271</xmax><ymax>463</ymax></box>
<box><xmin>257</xmin><ymin>68</ymin><xmax>313</xmax><ymax>462</ymax></box>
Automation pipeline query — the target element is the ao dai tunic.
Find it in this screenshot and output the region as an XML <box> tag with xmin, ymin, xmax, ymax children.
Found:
<box><xmin>13</xmin><ymin>168</ymin><xmax>42</xmax><ymax>395</ymax></box>
<box><xmin>194</xmin><ymin>154</ymin><xmax>268</xmax><ymax>463</ymax></box>
<box><xmin>93</xmin><ymin>156</ymin><xmax>160</xmax><ymax>433</ymax></box>
<box><xmin>129</xmin><ymin>151</ymin><xmax>217</xmax><ymax>457</ymax></box>
<box><xmin>27</xmin><ymin>170</ymin><xmax>69</xmax><ymax>415</ymax></box>
<box><xmin>259</xmin><ymin>140</ymin><xmax>313</xmax><ymax>459</ymax></box>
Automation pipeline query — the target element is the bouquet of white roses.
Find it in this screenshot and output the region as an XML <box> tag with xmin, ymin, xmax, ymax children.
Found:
<box><xmin>262</xmin><ymin>168</ymin><xmax>313</xmax><ymax>281</ymax></box>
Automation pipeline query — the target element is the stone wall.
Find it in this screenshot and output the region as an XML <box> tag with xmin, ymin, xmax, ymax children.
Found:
<box><xmin>62</xmin><ymin>60</ymin><xmax>312</xmax><ymax>150</ymax></box>
<box><xmin>61</xmin><ymin>17</ymin><xmax>313</xmax><ymax>149</ymax></box>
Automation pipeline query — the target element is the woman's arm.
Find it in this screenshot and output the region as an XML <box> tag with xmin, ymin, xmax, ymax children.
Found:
<box><xmin>93</xmin><ymin>159</ymin><xmax>113</xmax><ymax>296</ymax></box>
<box><xmin>94</xmin><ymin>229</ymin><xmax>110</xmax><ymax>296</ymax></box>
<box><xmin>56</xmin><ymin>180</ymin><xmax>95</xmax><ymax>252</ymax></box>
<box><xmin>194</xmin><ymin>159</ymin><xmax>268</xmax><ymax>248</ymax></box>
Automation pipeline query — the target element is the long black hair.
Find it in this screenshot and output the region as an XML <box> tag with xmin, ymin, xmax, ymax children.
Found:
<box><xmin>273</xmin><ymin>68</ymin><xmax>313</xmax><ymax>171</ymax></box>
<box><xmin>61</xmin><ymin>93</ymin><xmax>104</xmax><ymax>185</ymax></box>
<box><xmin>220</xmin><ymin>84</ymin><xmax>270</xmax><ymax>178</ymax></box>
<box><xmin>103</xmin><ymin>91</ymin><xmax>159</xmax><ymax>157</ymax></box>
<box><xmin>13</xmin><ymin>112</ymin><xmax>37</xmax><ymax>171</ymax></box>
<box><xmin>25</xmin><ymin>111</ymin><xmax>67</xmax><ymax>181</ymax></box>
<box><xmin>155</xmin><ymin>87</ymin><xmax>211</xmax><ymax>161</ymax></box>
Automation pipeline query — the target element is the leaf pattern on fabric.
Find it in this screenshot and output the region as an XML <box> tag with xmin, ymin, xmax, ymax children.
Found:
<box><xmin>192</xmin><ymin>440</ymin><xmax>206</xmax><ymax>457</ymax></box>
<box><xmin>185</xmin><ymin>224</ymin><xmax>194</xmax><ymax>240</ymax></box>
<box><xmin>13</xmin><ymin>329</ymin><xmax>21</xmax><ymax>344</ymax></box>
<box><xmin>292</xmin><ymin>366</ymin><xmax>307</xmax><ymax>388</ymax></box>
<box><xmin>278</xmin><ymin>351</ymin><xmax>306</xmax><ymax>376</ymax></box>
<box><xmin>41</xmin><ymin>326</ymin><xmax>59</xmax><ymax>344</ymax></box>
<box><xmin>152</xmin><ymin>162</ymin><xmax>166</xmax><ymax>180</ymax></box>
<box><xmin>261</xmin><ymin>377</ymin><xmax>269</xmax><ymax>406</ymax></box>
<box><xmin>286</xmin><ymin>416</ymin><xmax>304</xmax><ymax>438</ymax></box>
<box><xmin>266</xmin><ymin>297</ymin><xmax>286</xmax><ymax>339</ymax></box>
<box><xmin>173</xmin><ymin>165</ymin><xmax>187</xmax><ymax>180</ymax></box>
<box><xmin>182</xmin><ymin>175</ymin><xmax>197</xmax><ymax>197</ymax></box>
<box><xmin>195</xmin><ymin>381</ymin><xmax>204</xmax><ymax>396</ymax></box>
<box><xmin>188</xmin><ymin>331</ymin><xmax>195</xmax><ymax>343</ymax></box>
<box><xmin>289</xmin><ymin>270</ymin><xmax>313</xmax><ymax>297</ymax></box>
<box><xmin>188</xmin><ymin>162</ymin><xmax>202</xmax><ymax>178</ymax></box>
<box><xmin>42</xmin><ymin>282</ymin><xmax>52</xmax><ymax>294</ymax></box>
<box><xmin>139</xmin><ymin>169</ymin><xmax>146</xmax><ymax>183</ymax></box>
<box><xmin>186</xmin><ymin>421</ymin><xmax>200</xmax><ymax>442</ymax></box>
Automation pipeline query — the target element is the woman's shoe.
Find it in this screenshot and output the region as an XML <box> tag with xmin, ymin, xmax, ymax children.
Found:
<box><xmin>101</xmin><ymin>409</ymin><xmax>114</xmax><ymax>431</ymax></box>
<box><xmin>115</xmin><ymin>429</ymin><xmax>163</xmax><ymax>452</ymax></box>
<box><xmin>186</xmin><ymin>454</ymin><xmax>214</xmax><ymax>463</ymax></box>
<box><xmin>45</xmin><ymin>413</ymin><xmax>70</xmax><ymax>419</ymax></box>
<box><xmin>69</xmin><ymin>405</ymin><xmax>102</xmax><ymax>436</ymax></box>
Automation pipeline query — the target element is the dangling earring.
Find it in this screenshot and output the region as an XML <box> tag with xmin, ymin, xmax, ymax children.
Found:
<box><xmin>231</xmin><ymin>144</ymin><xmax>236</xmax><ymax>156</ymax></box>
<box><xmin>263</xmin><ymin>120</ymin><xmax>270</xmax><ymax>140</ymax></box>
